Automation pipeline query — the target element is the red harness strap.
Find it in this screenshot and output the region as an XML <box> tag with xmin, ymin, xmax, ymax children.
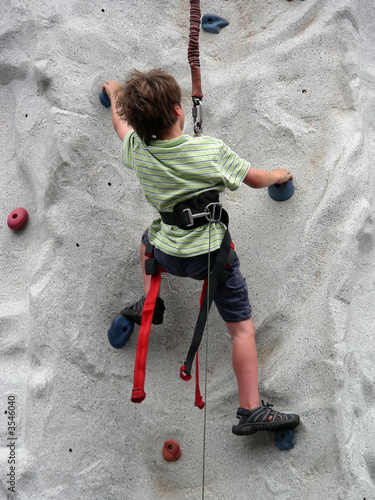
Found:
<box><xmin>131</xmin><ymin>269</ymin><xmax>162</xmax><ymax>403</ymax></box>
<box><xmin>131</xmin><ymin>268</ymin><xmax>206</xmax><ymax>409</ymax></box>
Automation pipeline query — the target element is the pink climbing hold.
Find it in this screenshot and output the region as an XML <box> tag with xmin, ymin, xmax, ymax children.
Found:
<box><xmin>7</xmin><ymin>208</ymin><xmax>29</xmax><ymax>230</ymax></box>
<box><xmin>162</xmin><ymin>440</ymin><xmax>182</xmax><ymax>462</ymax></box>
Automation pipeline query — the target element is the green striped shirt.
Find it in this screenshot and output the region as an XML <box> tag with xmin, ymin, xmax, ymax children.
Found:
<box><xmin>122</xmin><ymin>132</ymin><xmax>250</xmax><ymax>257</ymax></box>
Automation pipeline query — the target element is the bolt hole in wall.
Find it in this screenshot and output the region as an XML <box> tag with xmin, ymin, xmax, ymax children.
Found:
<box><xmin>76</xmin><ymin>243</ymin><xmax>80</xmax><ymax>247</ymax></box>
<box><xmin>108</xmin><ymin>182</ymin><xmax>111</xmax><ymax>186</ymax></box>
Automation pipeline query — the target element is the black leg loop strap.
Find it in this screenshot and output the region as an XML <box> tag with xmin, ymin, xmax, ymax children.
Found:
<box><xmin>145</xmin><ymin>258</ymin><xmax>158</xmax><ymax>276</ymax></box>
<box><xmin>183</xmin><ymin>224</ymin><xmax>234</xmax><ymax>377</ymax></box>
<box><xmin>144</xmin><ymin>242</ymin><xmax>158</xmax><ymax>276</ymax></box>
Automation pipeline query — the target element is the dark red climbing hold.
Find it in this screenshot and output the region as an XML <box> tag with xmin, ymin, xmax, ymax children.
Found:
<box><xmin>7</xmin><ymin>208</ymin><xmax>29</xmax><ymax>230</ymax></box>
<box><xmin>162</xmin><ymin>440</ymin><xmax>181</xmax><ymax>462</ymax></box>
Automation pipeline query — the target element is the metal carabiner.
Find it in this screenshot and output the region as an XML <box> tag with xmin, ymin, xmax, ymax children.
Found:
<box><xmin>192</xmin><ymin>97</ymin><xmax>203</xmax><ymax>135</ymax></box>
<box><xmin>182</xmin><ymin>202</ymin><xmax>223</xmax><ymax>228</ymax></box>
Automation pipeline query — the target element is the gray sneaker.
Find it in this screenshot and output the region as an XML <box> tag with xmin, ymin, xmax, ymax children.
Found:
<box><xmin>121</xmin><ymin>296</ymin><xmax>165</xmax><ymax>325</ymax></box>
<box><xmin>232</xmin><ymin>401</ymin><xmax>300</xmax><ymax>436</ymax></box>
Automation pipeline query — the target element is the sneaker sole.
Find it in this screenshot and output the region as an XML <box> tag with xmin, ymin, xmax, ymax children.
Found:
<box><xmin>232</xmin><ymin>417</ymin><xmax>300</xmax><ymax>436</ymax></box>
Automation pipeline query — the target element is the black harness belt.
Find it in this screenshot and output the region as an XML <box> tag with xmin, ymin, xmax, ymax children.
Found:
<box><xmin>159</xmin><ymin>191</ymin><xmax>236</xmax><ymax>379</ymax></box>
<box><xmin>160</xmin><ymin>190</ymin><xmax>223</xmax><ymax>229</ymax></box>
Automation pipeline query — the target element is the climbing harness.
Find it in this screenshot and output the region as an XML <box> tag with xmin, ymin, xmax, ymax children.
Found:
<box><xmin>160</xmin><ymin>191</ymin><xmax>236</xmax><ymax>379</ymax></box>
<box><xmin>131</xmin><ymin>191</ymin><xmax>236</xmax><ymax>406</ymax></box>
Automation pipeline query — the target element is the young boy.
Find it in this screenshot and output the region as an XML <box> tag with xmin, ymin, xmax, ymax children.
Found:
<box><xmin>103</xmin><ymin>69</ymin><xmax>300</xmax><ymax>435</ymax></box>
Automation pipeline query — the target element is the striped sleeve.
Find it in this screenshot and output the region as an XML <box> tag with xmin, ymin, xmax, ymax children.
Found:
<box><xmin>217</xmin><ymin>140</ymin><xmax>251</xmax><ymax>190</ymax></box>
<box><xmin>122</xmin><ymin>131</ymin><xmax>136</xmax><ymax>169</ymax></box>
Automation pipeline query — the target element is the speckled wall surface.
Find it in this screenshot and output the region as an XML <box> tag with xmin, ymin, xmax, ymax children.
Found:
<box><xmin>1</xmin><ymin>1</ymin><xmax>375</xmax><ymax>498</ymax></box>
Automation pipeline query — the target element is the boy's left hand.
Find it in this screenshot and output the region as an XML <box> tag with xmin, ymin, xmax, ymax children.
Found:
<box><xmin>103</xmin><ymin>80</ymin><xmax>122</xmax><ymax>103</ymax></box>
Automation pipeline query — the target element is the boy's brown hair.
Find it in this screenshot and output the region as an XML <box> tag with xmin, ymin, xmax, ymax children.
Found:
<box><xmin>115</xmin><ymin>69</ymin><xmax>182</xmax><ymax>145</ymax></box>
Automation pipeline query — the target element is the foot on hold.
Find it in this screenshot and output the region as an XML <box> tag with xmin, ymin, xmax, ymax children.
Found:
<box><xmin>232</xmin><ymin>401</ymin><xmax>300</xmax><ymax>436</ymax></box>
<box><xmin>121</xmin><ymin>296</ymin><xmax>165</xmax><ymax>325</ymax></box>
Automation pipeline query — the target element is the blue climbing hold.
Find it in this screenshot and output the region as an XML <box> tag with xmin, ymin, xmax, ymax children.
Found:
<box><xmin>202</xmin><ymin>14</ymin><xmax>229</xmax><ymax>34</ymax></box>
<box><xmin>275</xmin><ymin>428</ymin><xmax>296</xmax><ymax>451</ymax></box>
<box><xmin>108</xmin><ymin>316</ymin><xmax>134</xmax><ymax>348</ymax></box>
<box><xmin>99</xmin><ymin>89</ymin><xmax>111</xmax><ymax>108</ymax></box>
<box><xmin>268</xmin><ymin>180</ymin><xmax>294</xmax><ymax>201</ymax></box>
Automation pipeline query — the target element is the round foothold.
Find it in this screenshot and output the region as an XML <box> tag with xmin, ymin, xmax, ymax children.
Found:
<box><xmin>7</xmin><ymin>208</ymin><xmax>29</xmax><ymax>230</ymax></box>
<box><xmin>99</xmin><ymin>90</ymin><xmax>111</xmax><ymax>108</ymax></box>
<box><xmin>275</xmin><ymin>428</ymin><xmax>296</xmax><ymax>451</ymax></box>
<box><xmin>268</xmin><ymin>180</ymin><xmax>294</xmax><ymax>201</ymax></box>
<box><xmin>162</xmin><ymin>440</ymin><xmax>181</xmax><ymax>462</ymax></box>
<box><xmin>108</xmin><ymin>317</ymin><xmax>134</xmax><ymax>348</ymax></box>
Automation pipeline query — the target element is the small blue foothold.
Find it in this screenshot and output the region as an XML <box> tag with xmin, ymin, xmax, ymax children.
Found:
<box><xmin>108</xmin><ymin>317</ymin><xmax>134</xmax><ymax>348</ymax></box>
<box><xmin>99</xmin><ymin>89</ymin><xmax>111</xmax><ymax>108</ymax></box>
<box><xmin>268</xmin><ymin>180</ymin><xmax>294</xmax><ymax>201</ymax></box>
<box><xmin>275</xmin><ymin>428</ymin><xmax>296</xmax><ymax>451</ymax></box>
<box><xmin>202</xmin><ymin>14</ymin><xmax>229</xmax><ymax>34</ymax></box>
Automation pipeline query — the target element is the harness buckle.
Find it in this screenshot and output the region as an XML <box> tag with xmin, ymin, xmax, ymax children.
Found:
<box><xmin>182</xmin><ymin>208</ymin><xmax>195</xmax><ymax>228</ymax></box>
<box><xmin>205</xmin><ymin>202</ymin><xmax>223</xmax><ymax>224</ymax></box>
<box><xmin>183</xmin><ymin>202</ymin><xmax>223</xmax><ymax>228</ymax></box>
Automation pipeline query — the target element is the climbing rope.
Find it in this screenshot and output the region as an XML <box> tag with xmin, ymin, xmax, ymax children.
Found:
<box><xmin>189</xmin><ymin>3</ymin><xmax>207</xmax><ymax>498</ymax></box>
<box><xmin>201</xmin><ymin>220</ymin><xmax>213</xmax><ymax>500</ymax></box>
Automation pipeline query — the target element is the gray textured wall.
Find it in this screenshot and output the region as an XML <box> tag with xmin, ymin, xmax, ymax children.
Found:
<box><xmin>1</xmin><ymin>1</ymin><xmax>375</xmax><ymax>498</ymax></box>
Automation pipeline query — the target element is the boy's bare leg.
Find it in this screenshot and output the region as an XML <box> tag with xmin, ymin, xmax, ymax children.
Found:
<box><xmin>226</xmin><ymin>318</ymin><xmax>262</xmax><ymax>410</ymax></box>
<box><xmin>141</xmin><ymin>238</ymin><xmax>260</xmax><ymax>410</ymax></box>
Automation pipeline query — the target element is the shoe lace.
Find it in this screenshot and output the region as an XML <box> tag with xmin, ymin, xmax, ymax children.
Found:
<box><xmin>261</xmin><ymin>400</ymin><xmax>273</xmax><ymax>409</ymax></box>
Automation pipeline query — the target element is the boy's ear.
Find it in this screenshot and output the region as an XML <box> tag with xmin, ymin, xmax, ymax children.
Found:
<box><xmin>173</xmin><ymin>103</ymin><xmax>181</xmax><ymax>117</ymax></box>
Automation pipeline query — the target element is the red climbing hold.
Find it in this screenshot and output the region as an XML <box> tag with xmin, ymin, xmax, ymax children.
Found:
<box><xmin>162</xmin><ymin>440</ymin><xmax>182</xmax><ymax>462</ymax></box>
<box><xmin>7</xmin><ymin>208</ymin><xmax>29</xmax><ymax>230</ymax></box>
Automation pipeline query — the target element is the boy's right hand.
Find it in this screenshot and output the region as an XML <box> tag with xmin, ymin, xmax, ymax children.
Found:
<box><xmin>273</xmin><ymin>168</ymin><xmax>293</xmax><ymax>185</ymax></box>
<box><xmin>243</xmin><ymin>167</ymin><xmax>293</xmax><ymax>189</ymax></box>
<box><xmin>103</xmin><ymin>80</ymin><xmax>122</xmax><ymax>102</ymax></box>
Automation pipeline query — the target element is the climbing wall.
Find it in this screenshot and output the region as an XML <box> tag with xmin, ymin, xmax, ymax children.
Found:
<box><xmin>1</xmin><ymin>0</ymin><xmax>375</xmax><ymax>498</ymax></box>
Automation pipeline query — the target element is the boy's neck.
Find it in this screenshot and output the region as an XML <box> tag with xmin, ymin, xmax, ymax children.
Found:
<box><xmin>159</xmin><ymin>122</ymin><xmax>183</xmax><ymax>141</ymax></box>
